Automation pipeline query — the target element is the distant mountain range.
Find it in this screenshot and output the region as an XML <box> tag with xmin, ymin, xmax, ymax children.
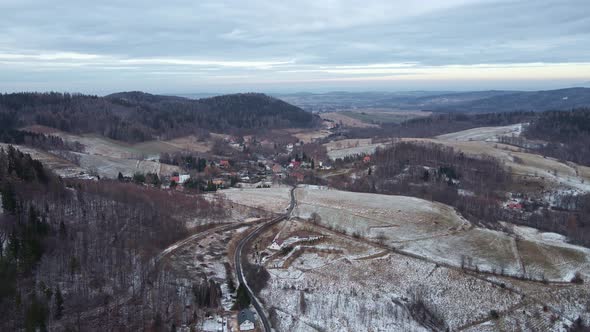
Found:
<box><xmin>431</xmin><ymin>88</ymin><xmax>590</xmax><ymax>113</ymax></box>
<box><xmin>275</xmin><ymin>87</ymin><xmax>590</xmax><ymax>113</ymax></box>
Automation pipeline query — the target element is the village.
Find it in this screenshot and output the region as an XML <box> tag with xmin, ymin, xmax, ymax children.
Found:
<box><xmin>5</xmin><ymin>115</ymin><xmax>590</xmax><ymax>331</ymax></box>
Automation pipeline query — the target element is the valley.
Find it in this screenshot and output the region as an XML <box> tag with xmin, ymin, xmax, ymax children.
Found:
<box><xmin>2</xmin><ymin>90</ymin><xmax>590</xmax><ymax>332</ymax></box>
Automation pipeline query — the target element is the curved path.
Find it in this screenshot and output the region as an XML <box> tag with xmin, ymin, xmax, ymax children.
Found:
<box><xmin>234</xmin><ymin>186</ymin><xmax>296</xmax><ymax>332</ymax></box>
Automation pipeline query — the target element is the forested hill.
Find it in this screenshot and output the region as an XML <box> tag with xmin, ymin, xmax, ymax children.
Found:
<box><xmin>106</xmin><ymin>91</ymin><xmax>318</xmax><ymax>130</ymax></box>
<box><xmin>0</xmin><ymin>91</ymin><xmax>319</xmax><ymax>142</ymax></box>
<box><xmin>523</xmin><ymin>108</ymin><xmax>590</xmax><ymax>166</ymax></box>
<box><xmin>434</xmin><ymin>88</ymin><xmax>590</xmax><ymax>113</ymax></box>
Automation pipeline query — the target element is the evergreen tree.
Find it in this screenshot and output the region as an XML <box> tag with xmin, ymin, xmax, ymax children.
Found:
<box><xmin>1</xmin><ymin>182</ymin><xmax>17</xmax><ymax>214</ymax></box>
<box><xmin>233</xmin><ymin>284</ymin><xmax>251</xmax><ymax>310</ymax></box>
<box><xmin>54</xmin><ymin>286</ymin><xmax>64</xmax><ymax>320</ymax></box>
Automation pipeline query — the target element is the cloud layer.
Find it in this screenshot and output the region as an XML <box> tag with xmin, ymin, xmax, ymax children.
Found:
<box><xmin>1</xmin><ymin>0</ymin><xmax>589</xmax><ymax>93</ymax></box>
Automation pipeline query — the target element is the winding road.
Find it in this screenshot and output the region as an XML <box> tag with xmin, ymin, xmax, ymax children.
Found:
<box><xmin>234</xmin><ymin>186</ymin><xmax>296</xmax><ymax>332</ymax></box>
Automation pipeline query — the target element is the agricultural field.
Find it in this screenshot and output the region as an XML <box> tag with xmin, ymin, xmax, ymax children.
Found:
<box><xmin>22</xmin><ymin>125</ymin><xmax>187</xmax><ymax>179</ymax></box>
<box><xmin>324</xmin><ymin>138</ymin><xmax>388</xmax><ymax>160</ymax></box>
<box><xmin>283</xmin><ymin>128</ymin><xmax>332</xmax><ymax>144</ymax></box>
<box><xmin>0</xmin><ymin>143</ymin><xmax>92</xmax><ymax>179</ymax></box>
<box><xmin>320</xmin><ymin>109</ymin><xmax>430</xmax><ymax>128</ymax></box>
<box><xmin>320</xmin><ymin>112</ymin><xmax>379</xmax><ymax>128</ymax></box>
<box><xmin>220</xmin><ymin>186</ymin><xmax>293</xmax><ymax>214</ymax></box>
<box><xmin>293</xmin><ymin>186</ymin><xmax>590</xmax><ymax>281</ymax></box>
<box><xmin>341</xmin><ymin>109</ymin><xmax>431</xmax><ymax>124</ymax></box>
<box><xmin>133</xmin><ymin>135</ymin><xmax>214</xmax><ymax>155</ymax></box>
<box><xmin>435</xmin><ymin>123</ymin><xmax>524</xmax><ymax>142</ymax></box>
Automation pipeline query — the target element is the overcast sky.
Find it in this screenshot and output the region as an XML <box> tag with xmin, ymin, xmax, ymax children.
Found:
<box><xmin>1</xmin><ymin>0</ymin><xmax>589</xmax><ymax>94</ymax></box>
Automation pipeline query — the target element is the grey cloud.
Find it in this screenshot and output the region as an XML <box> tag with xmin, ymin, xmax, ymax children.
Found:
<box><xmin>0</xmin><ymin>0</ymin><xmax>589</xmax><ymax>92</ymax></box>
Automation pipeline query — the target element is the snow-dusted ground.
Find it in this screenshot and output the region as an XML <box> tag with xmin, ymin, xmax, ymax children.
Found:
<box><xmin>436</xmin><ymin>123</ymin><xmax>524</xmax><ymax>142</ymax></box>
<box><xmin>232</xmin><ymin>186</ymin><xmax>590</xmax><ymax>282</ymax></box>
<box><xmin>401</xmin><ymin>138</ymin><xmax>590</xmax><ymax>192</ymax></box>
<box><xmin>0</xmin><ymin>143</ymin><xmax>94</xmax><ymax>179</ymax></box>
<box><xmin>73</xmin><ymin>152</ymin><xmax>173</xmax><ymax>178</ymax></box>
<box><xmin>260</xmin><ymin>220</ymin><xmax>524</xmax><ymax>331</ymax></box>
<box><xmin>327</xmin><ymin>143</ymin><xmax>386</xmax><ymax>160</ymax></box>
<box><xmin>257</xmin><ymin>217</ymin><xmax>580</xmax><ymax>332</ymax></box>
<box><xmin>324</xmin><ymin>138</ymin><xmax>388</xmax><ymax>160</ymax></box>
<box><xmin>293</xmin><ymin>186</ymin><xmax>469</xmax><ymax>241</ymax></box>
<box><xmin>220</xmin><ymin>186</ymin><xmax>292</xmax><ymax>214</ymax></box>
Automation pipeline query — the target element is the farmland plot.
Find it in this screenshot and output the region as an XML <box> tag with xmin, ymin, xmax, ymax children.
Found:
<box><xmin>324</xmin><ymin>138</ymin><xmax>388</xmax><ymax>160</ymax></box>
<box><xmin>230</xmin><ymin>186</ymin><xmax>590</xmax><ymax>282</ymax></box>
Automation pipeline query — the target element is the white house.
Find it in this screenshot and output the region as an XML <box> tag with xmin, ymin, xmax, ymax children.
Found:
<box><xmin>238</xmin><ymin>309</ymin><xmax>255</xmax><ymax>331</ymax></box>
<box><xmin>178</xmin><ymin>174</ymin><xmax>191</xmax><ymax>184</ymax></box>
<box><xmin>269</xmin><ymin>239</ymin><xmax>283</xmax><ymax>250</ymax></box>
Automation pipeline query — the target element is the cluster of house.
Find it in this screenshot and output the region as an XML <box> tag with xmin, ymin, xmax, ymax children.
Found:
<box><xmin>503</xmin><ymin>193</ymin><xmax>530</xmax><ymax>211</ymax></box>
<box><xmin>192</xmin><ymin>309</ymin><xmax>256</xmax><ymax>331</ymax></box>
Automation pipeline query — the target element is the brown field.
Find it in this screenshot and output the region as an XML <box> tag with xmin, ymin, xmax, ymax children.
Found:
<box><xmin>320</xmin><ymin>112</ymin><xmax>379</xmax><ymax>128</ymax></box>
<box><xmin>283</xmin><ymin>128</ymin><xmax>332</xmax><ymax>143</ymax></box>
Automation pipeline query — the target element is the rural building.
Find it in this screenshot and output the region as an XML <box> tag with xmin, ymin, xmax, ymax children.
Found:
<box><xmin>212</xmin><ymin>178</ymin><xmax>228</xmax><ymax>188</ymax></box>
<box><xmin>508</xmin><ymin>202</ymin><xmax>523</xmax><ymax>210</ymax></box>
<box><xmin>292</xmin><ymin>172</ymin><xmax>304</xmax><ymax>182</ymax></box>
<box><xmin>238</xmin><ymin>309</ymin><xmax>255</xmax><ymax>331</ymax></box>
<box><xmin>363</xmin><ymin>156</ymin><xmax>371</xmax><ymax>163</ymax></box>
<box><xmin>178</xmin><ymin>174</ymin><xmax>190</xmax><ymax>184</ymax></box>
<box><xmin>219</xmin><ymin>160</ymin><xmax>230</xmax><ymax>168</ymax></box>
<box><xmin>272</xmin><ymin>164</ymin><xmax>283</xmax><ymax>173</ymax></box>
<box><xmin>269</xmin><ymin>239</ymin><xmax>283</xmax><ymax>250</ymax></box>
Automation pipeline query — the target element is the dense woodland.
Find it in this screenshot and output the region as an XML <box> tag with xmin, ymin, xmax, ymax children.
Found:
<box><xmin>0</xmin><ymin>146</ymin><xmax>228</xmax><ymax>331</ymax></box>
<box><xmin>523</xmin><ymin>108</ymin><xmax>590</xmax><ymax>166</ymax></box>
<box><xmin>513</xmin><ymin>193</ymin><xmax>590</xmax><ymax>247</ymax></box>
<box><xmin>0</xmin><ymin>92</ymin><xmax>319</xmax><ymax>143</ymax></box>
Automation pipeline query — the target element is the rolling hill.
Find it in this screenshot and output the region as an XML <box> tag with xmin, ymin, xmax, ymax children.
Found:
<box><xmin>434</xmin><ymin>88</ymin><xmax>590</xmax><ymax>113</ymax></box>
<box><xmin>0</xmin><ymin>91</ymin><xmax>319</xmax><ymax>142</ymax></box>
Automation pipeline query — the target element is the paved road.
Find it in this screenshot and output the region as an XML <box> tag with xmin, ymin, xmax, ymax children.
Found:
<box><xmin>234</xmin><ymin>186</ymin><xmax>296</xmax><ymax>332</ymax></box>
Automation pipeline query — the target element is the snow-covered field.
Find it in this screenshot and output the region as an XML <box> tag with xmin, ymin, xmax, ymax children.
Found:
<box><xmin>229</xmin><ymin>186</ymin><xmax>590</xmax><ymax>282</ymax></box>
<box><xmin>258</xmin><ymin>219</ymin><xmax>532</xmax><ymax>331</ymax></box>
<box><xmin>324</xmin><ymin>138</ymin><xmax>388</xmax><ymax>160</ymax></box>
<box><xmin>293</xmin><ymin>185</ymin><xmax>469</xmax><ymax>241</ymax></box>
<box><xmin>220</xmin><ymin>186</ymin><xmax>293</xmax><ymax>214</ymax></box>
<box><xmin>0</xmin><ymin>143</ymin><xmax>94</xmax><ymax>179</ymax></box>
<box><xmin>253</xmin><ymin>217</ymin><xmax>579</xmax><ymax>332</ymax></box>
<box><xmin>436</xmin><ymin>123</ymin><xmax>524</xmax><ymax>142</ymax></box>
